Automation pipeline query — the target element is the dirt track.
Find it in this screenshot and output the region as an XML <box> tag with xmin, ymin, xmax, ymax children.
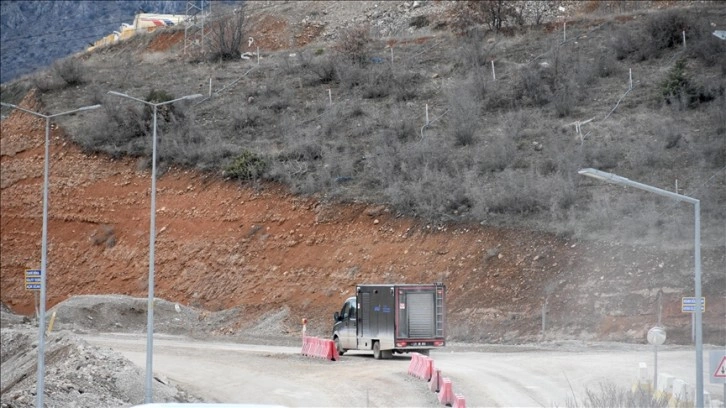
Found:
<box><xmin>82</xmin><ymin>332</ymin><xmax>724</xmax><ymax>407</ymax></box>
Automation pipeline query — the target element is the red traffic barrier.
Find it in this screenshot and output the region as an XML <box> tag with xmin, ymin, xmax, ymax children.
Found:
<box><xmin>438</xmin><ymin>378</ymin><xmax>455</xmax><ymax>406</ymax></box>
<box><xmin>452</xmin><ymin>394</ymin><xmax>466</xmax><ymax>408</ymax></box>
<box><xmin>301</xmin><ymin>336</ymin><xmax>337</xmax><ymax>361</ymax></box>
<box><xmin>407</xmin><ymin>352</ymin><xmax>433</xmax><ymax>381</ymax></box>
<box><xmin>429</xmin><ymin>368</ymin><xmax>442</xmax><ymax>393</ymax></box>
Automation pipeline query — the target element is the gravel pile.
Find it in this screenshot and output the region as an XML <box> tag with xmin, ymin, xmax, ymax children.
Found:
<box><xmin>0</xmin><ymin>294</ymin><xmax>302</xmax><ymax>408</ymax></box>
<box><xmin>0</xmin><ymin>318</ymin><xmax>203</xmax><ymax>408</ymax></box>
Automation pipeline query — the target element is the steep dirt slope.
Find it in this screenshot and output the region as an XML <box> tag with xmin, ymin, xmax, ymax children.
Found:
<box><xmin>2</xmin><ymin>90</ymin><xmax>724</xmax><ymax>344</ymax></box>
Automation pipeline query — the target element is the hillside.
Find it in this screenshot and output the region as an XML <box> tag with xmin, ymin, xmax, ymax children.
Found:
<box><xmin>1</xmin><ymin>0</ymin><xmax>725</xmax><ymax>346</ymax></box>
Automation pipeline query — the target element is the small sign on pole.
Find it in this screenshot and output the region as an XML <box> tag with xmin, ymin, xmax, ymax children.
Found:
<box><xmin>710</xmin><ymin>351</ymin><xmax>726</xmax><ymax>384</ymax></box>
<box><xmin>681</xmin><ymin>297</ymin><xmax>705</xmax><ymax>313</ymax></box>
<box><xmin>25</xmin><ymin>269</ymin><xmax>41</xmax><ymax>291</ymax></box>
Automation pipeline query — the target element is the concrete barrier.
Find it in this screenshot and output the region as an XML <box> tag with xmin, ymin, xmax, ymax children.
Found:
<box><xmin>408</xmin><ymin>354</ymin><xmax>467</xmax><ymax>407</ymax></box>
<box><xmin>407</xmin><ymin>352</ymin><xmax>433</xmax><ymax>381</ymax></box>
<box><xmin>667</xmin><ymin>379</ymin><xmax>692</xmax><ymax>408</ymax></box>
<box><xmin>632</xmin><ymin>362</ymin><xmax>652</xmax><ymax>392</ymax></box>
<box><xmin>452</xmin><ymin>394</ymin><xmax>466</xmax><ymax>408</ymax></box>
<box><xmin>655</xmin><ymin>373</ymin><xmax>675</xmax><ymax>400</ymax></box>
<box><xmin>437</xmin><ymin>378</ymin><xmax>454</xmax><ymax>406</ymax></box>
<box><xmin>301</xmin><ymin>336</ymin><xmax>337</xmax><ymax>361</ymax></box>
<box><xmin>429</xmin><ymin>369</ymin><xmax>441</xmax><ymax>393</ymax></box>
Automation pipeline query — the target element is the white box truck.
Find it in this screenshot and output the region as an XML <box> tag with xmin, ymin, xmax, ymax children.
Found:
<box><xmin>332</xmin><ymin>283</ymin><xmax>446</xmax><ymax>359</ymax></box>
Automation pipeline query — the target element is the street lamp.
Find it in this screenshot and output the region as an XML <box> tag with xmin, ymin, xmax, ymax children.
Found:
<box><xmin>107</xmin><ymin>90</ymin><xmax>202</xmax><ymax>404</ymax></box>
<box><xmin>1</xmin><ymin>101</ymin><xmax>101</xmax><ymax>408</ymax></box>
<box><xmin>578</xmin><ymin>167</ymin><xmax>704</xmax><ymax>408</ymax></box>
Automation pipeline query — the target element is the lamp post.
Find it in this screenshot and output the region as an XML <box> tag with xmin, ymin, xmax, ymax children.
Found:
<box><xmin>1</xmin><ymin>102</ymin><xmax>101</xmax><ymax>408</ymax></box>
<box><xmin>578</xmin><ymin>167</ymin><xmax>704</xmax><ymax>408</ymax></box>
<box><xmin>107</xmin><ymin>91</ymin><xmax>202</xmax><ymax>403</ymax></box>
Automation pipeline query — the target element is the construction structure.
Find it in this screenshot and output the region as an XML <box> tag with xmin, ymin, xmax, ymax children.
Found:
<box><xmin>87</xmin><ymin>13</ymin><xmax>187</xmax><ymax>52</ymax></box>
<box><xmin>184</xmin><ymin>0</ymin><xmax>211</xmax><ymax>56</ymax></box>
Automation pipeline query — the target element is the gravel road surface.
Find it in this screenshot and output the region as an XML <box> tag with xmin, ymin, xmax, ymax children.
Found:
<box><xmin>83</xmin><ymin>333</ymin><xmax>725</xmax><ymax>407</ymax></box>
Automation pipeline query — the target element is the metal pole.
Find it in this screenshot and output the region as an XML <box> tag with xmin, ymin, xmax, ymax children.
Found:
<box><xmin>145</xmin><ymin>105</ymin><xmax>158</xmax><ymax>404</ymax></box>
<box><xmin>1</xmin><ymin>102</ymin><xmax>100</xmax><ymax>408</ymax></box>
<box><xmin>654</xmin><ymin>344</ymin><xmax>658</xmax><ymax>391</ymax></box>
<box><xmin>106</xmin><ymin>91</ymin><xmax>200</xmax><ymax>404</ymax></box>
<box><xmin>694</xmin><ymin>200</ymin><xmax>703</xmax><ymax>408</ymax></box>
<box><xmin>36</xmin><ymin>116</ymin><xmax>51</xmax><ymax>408</ymax></box>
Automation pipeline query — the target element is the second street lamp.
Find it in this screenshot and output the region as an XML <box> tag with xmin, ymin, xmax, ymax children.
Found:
<box><xmin>578</xmin><ymin>167</ymin><xmax>704</xmax><ymax>408</ymax></box>
<box><xmin>0</xmin><ymin>101</ymin><xmax>101</xmax><ymax>408</ymax></box>
<box><xmin>106</xmin><ymin>91</ymin><xmax>202</xmax><ymax>403</ymax></box>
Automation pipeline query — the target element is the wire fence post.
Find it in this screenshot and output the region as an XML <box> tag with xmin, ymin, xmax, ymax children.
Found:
<box><xmin>563</xmin><ymin>21</ymin><xmax>566</xmax><ymax>43</ymax></box>
<box><xmin>257</xmin><ymin>46</ymin><xmax>260</xmax><ymax>65</ymax></box>
<box><xmin>491</xmin><ymin>60</ymin><xmax>496</xmax><ymax>81</ymax></box>
<box><xmin>629</xmin><ymin>68</ymin><xmax>633</xmax><ymax>90</ymax></box>
<box><xmin>682</xmin><ymin>30</ymin><xmax>686</xmax><ymax>49</ymax></box>
<box><xmin>390</xmin><ymin>46</ymin><xmax>394</xmax><ymax>66</ymax></box>
<box><xmin>328</xmin><ymin>88</ymin><xmax>332</xmax><ymax>105</ymax></box>
<box><xmin>425</xmin><ymin>104</ymin><xmax>429</xmax><ymax>126</ymax></box>
<box><xmin>208</xmin><ymin>78</ymin><xmax>212</xmax><ymax>97</ymax></box>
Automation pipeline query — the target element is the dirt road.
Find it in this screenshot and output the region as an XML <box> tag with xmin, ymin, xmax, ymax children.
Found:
<box><xmin>82</xmin><ymin>333</ymin><xmax>723</xmax><ymax>407</ymax></box>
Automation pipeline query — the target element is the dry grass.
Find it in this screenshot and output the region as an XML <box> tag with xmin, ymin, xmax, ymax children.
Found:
<box><xmin>22</xmin><ymin>3</ymin><xmax>726</xmax><ymax>246</ymax></box>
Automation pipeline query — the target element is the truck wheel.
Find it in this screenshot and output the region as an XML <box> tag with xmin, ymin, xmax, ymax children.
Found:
<box><xmin>373</xmin><ymin>342</ymin><xmax>382</xmax><ymax>360</ymax></box>
<box><xmin>419</xmin><ymin>349</ymin><xmax>430</xmax><ymax>356</ymax></box>
<box><xmin>334</xmin><ymin>337</ymin><xmax>345</xmax><ymax>356</ymax></box>
<box><xmin>382</xmin><ymin>349</ymin><xmax>393</xmax><ymax>359</ymax></box>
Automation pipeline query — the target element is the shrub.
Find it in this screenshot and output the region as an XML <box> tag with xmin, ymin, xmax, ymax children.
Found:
<box><xmin>477</xmin><ymin>132</ymin><xmax>516</xmax><ymax>173</ymax></box>
<box><xmin>307</xmin><ymin>54</ymin><xmax>337</xmax><ymax>85</ymax></box>
<box><xmin>362</xmin><ymin>66</ymin><xmax>392</xmax><ymax>99</ymax></box>
<box><xmin>224</xmin><ymin>150</ymin><xmax>267</xmax><ymax>180</ymax></box>
<box><xmin>514</xmin><ymin>62</ymin><xmax>551</xmax><ymax>107</ymax></box>
<box><xmin>450</xmin><ymin>1</ymin><xmax>519</xmax><ymax>33</ymax></box>
<box><xmin>334</xmin><ymin>59</ymin><xmax>366</xmax><ymax>90</ymax></box>
<box><xmin>335</xmin><ymin>25</ymin><xmax>372</xmax><ymax>65</ymax></box>
<box><xmin>232</xmin><ymin>107</ymin><xmax>263</xmax><ymax>133</ymax></box>
<box><xmin>595</xmin><ymin>49</ymin><xmax>620</xmax><ymax>78</ymax></box>
<box><xmin>688</xmin><ymin>25</ymin><xmax>726</xmax><ymax>68</ymax></box>
<box><xmin>552</xmin><ymin>80</ymin><xmax>576</xmax><ymax>117</ymax></box>
<box><xmin>567</xmin><ymin>382</ymin><xmax>669</xmax><ymax>408</ymax></box>
<box><xmin>646</xmin><ymin>10</ymin><xmax>693</xmax><ymax>52</ymax></box>
<box><xmin>391</xmin><ymin>71</ymin><xmax>420</xmax><ymax>102</ymax></box>
<box><xmin>659</xmin><ymin>58</ymin><xmax>715</xmax><ymax>109</ymax></box>
<box><xmin>31</xmin><ymin>71</ymin><xmax>60</xmax><ymax>93</ymax></box>
<box><xmin>609</xmin><ymin>28</ymin><xmax>641</xmax><ymax>61</ymax></box>
<box><xmin>52</xmin><ymin>57</ymin><xmax>85</xmax><ymax>86</ymax></box>
<box><xmin>145</xmin><ymin>89</ymin><xmax>174</xmax><ymax>103</ymax></box>
<box><xmin>447</xmin><ymin>79</ymin><xmax>481</xmax><ymax>146</ymax></box>
<box><xmin>409</xmin><ymin>15</ymin><xmax>429</xmax><ymax>28</ymax></box>
<box><xmin>584</xmin><ymin>142</ymin><xmax>624</xmax><ymax>170</ymax></box>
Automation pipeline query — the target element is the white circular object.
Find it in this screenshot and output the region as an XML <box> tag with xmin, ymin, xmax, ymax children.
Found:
<box><xmin>647</xmin><ymin>326</ymin><xmax>666</xmax><ymax>345</ymax></box>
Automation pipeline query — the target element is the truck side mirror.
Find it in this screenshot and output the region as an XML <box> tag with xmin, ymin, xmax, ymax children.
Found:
<box><xmin>334</xmin><ymin>312</ymin><xmax>340</xmax><ymax>321</ymax></box>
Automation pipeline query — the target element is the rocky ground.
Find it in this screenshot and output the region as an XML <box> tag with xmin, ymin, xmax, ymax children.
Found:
<box><xmin>0</xmin><ymin>302</ymin><xmax>204</xmax><ymax>408</ymax></box>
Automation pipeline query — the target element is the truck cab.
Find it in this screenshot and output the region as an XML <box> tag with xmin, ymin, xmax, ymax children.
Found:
<box><xmin>332</xmin><ymin>297</ymin><xmax>357</xmax><ymax>352</ymax></box>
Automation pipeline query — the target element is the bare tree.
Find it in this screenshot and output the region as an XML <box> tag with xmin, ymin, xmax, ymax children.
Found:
<box><xmin>208</xmin><ymin>9</ymin><xmax>246</xmax><ymax>61</ymax></box>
